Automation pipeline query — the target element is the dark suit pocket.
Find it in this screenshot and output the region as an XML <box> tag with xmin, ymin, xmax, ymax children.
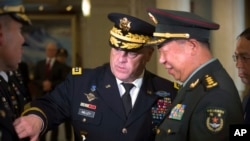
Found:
<box><xmin>156</xmin><ymin>119</ymin><xmax>183</xmax><ymax>141</ymax></box>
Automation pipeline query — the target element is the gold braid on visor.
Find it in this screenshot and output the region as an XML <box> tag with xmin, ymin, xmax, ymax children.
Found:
<box><xmin>110</xmin><ymin>27</ymin><xmax>150</xmax><ymax>44</ymax></box>
<box><xmin>0</xmin><ymin>4</ymin><xmax>25</xmax><ymax>13</ymax></box>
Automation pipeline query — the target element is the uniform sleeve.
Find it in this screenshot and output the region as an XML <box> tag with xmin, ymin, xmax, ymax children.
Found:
<box><xmin>21</xmin><ymin>73</ymin><xmax>76</xmax><ymax>133</ymax></box>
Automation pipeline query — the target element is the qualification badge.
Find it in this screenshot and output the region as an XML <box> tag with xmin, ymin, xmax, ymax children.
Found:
<box><xmin>152</xmin><ymin>91</ymin><xmax>172</xmax><ymax>126</ymax></box>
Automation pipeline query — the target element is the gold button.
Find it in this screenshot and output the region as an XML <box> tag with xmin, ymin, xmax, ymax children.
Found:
<box><xmin>167</xmin><ymin>129</ymin><xmax>171</xmax><ymax>134</ymax></box>
<box><xmin>82</xmin><ymin>118</ymin><xmax>87</xmax><ymax>122</ymax></box>
<box><xmin>122</xmin><ymin>128</ymin><xmax>128</xmax><ymax>134</ymax></box>
<box><xmin>156</xmin><ymin>129</ymin><xmax>160</xmax><ymax>134</ymax></box>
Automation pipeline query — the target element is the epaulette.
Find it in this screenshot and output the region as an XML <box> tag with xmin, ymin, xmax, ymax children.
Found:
<box><xmin>202</xmin><ymin>74</ymin><xmax>218</xmax><ymax>90</ymax></box>
<box><xmin>72</xmin><ymin>67</ymin><xmax>82</xmax><ymax>75</ymax></box>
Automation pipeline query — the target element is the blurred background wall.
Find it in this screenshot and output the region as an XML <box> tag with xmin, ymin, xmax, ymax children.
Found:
<box><xmin>22</xmin><ymin>0</ymin><xmax>249</xmax><ymax>100</ymax></box>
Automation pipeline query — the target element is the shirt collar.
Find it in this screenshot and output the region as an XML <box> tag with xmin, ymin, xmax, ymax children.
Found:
<box><xmin>116</xmin><ymin>70</ymin><xmax>144</xmax><ymax>89</ymax></box>
<box><xmin>0</xmin><ymin>71</ymin><xmax>8</xmax><ymax>82</ymax></box>
<box><xmin>182</xmin><ymin>58</ymin><xmax>216</xmax><ymax>87</ymax></box>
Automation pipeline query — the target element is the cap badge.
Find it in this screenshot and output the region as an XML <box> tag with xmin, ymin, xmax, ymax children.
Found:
<box><xmin>119</xmin><ymin>17</ymin><xmax>131</xmax><ymax>32</ymax></box>
<box><xmin>148</xmin><ymin>12</ymin><xmax>158</xmax><ymax>24</ymax></box>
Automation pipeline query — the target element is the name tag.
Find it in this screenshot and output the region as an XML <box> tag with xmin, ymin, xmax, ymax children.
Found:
<box><xmin>78</xmin><ymin>108</ymin><xmax>95</xmax><ymax>118</ymax></box>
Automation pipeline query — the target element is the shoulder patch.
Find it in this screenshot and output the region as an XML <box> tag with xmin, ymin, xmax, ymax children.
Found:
<box><xmin>206</xmin><ymin>107</ymin><xmax>225</xmax><ymax>133</ymax></box>
<box><xmin>202</xmin><ymin>74</ymin><xmax>218</xmax><ymax>90</ymax></box>
<box><xmin>72</xmin><ymin>67</ymin><xmax>82</xmax><ymax>75</ymax></box>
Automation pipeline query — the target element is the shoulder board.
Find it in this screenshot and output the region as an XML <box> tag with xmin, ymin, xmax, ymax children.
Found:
<box><xmin>72</xmin><ymin>67</ymin><xmax>83</xmax><ymax>75</ymax></box>
<box><xmin>202</xmin><ymin>74</ymin><xmax>218</xmax><ymax>90</ymax></box>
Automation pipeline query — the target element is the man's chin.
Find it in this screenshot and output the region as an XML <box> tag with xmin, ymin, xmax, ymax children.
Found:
<box><xmin>240</xmin><ymin>78</ymin><xmax>250</xmax><ymax>85</ymax></box>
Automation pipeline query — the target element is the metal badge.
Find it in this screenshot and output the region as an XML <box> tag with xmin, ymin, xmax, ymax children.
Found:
<box><xmin>84</xmin><ymin>92</ymin><xmax>98</xmax><ymax>102</ymax></box>
<box><xmin>148</xmin><ymin>12</ymin><xmax>158</xmax><ymax>24</ymax></box>
<box><xmin>119</xmin><ymin>17</ymin><xmax>131</xmax><ymax>32</ymax></box>
<box><xmin>72</xmin><ymin>67</ymin><xmax>82</xmax><ymax>75</ymax></box>
<box><xmin>155</xmin><ymin>91</ymin><xmax>170</xmax><ymax>97</ymax></box>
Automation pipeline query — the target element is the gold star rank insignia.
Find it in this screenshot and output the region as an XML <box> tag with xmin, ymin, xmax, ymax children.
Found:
<box><xmin>72</xmin><ymin>67</ymin><xmax>82</xmax><ymax>75</ymax></box>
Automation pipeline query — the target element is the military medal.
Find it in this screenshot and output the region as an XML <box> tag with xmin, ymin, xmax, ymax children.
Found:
<box><xmin>152</xmin><ymin>91</ymin><xmax>172</xmax><ymax>125</ymax></box>
<box><xmin>169</xmin><ymin>104</ymin><xmax>186</xmax><ymax>120</ymax></box>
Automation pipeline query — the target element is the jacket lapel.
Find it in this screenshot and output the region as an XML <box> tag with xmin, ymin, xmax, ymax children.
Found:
<box><xmin>125</xmin><ymin>71</ymin><xmax>158</xmax><ymax>125</ymax></box>
<box><xmin>96</xmin><ymin>66</ymin><xmax>127</xmax><ymax>120</ymax></box>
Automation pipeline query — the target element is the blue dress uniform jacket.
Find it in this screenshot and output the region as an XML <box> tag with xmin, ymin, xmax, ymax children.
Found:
<box><xmin>0</xmin><ymin>71</ymin><xmax>31</xmax><ymax>141</ymax></box>
<box><xmin>23</xmin><ymin>63</ymin><xmax>177</xmax><ymax>141</ymax></box>
<box><xmin>155</xmin><ymin>59</ymin><xmax>244</xmax><ymax>141</ymax></box>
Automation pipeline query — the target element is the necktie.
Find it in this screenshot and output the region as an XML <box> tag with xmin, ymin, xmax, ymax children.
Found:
<box><xmin>45</xmin><ymin>59</ymin><xmax>51</xmax><ymax>78</ymax></box>
<box><xmin>121</xmin><ymin>83</ymin><xmax>134</xmax><ymax>117</ymax></box>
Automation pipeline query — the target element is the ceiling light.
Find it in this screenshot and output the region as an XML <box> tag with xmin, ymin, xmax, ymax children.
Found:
<box><xmin>38</xmin><ymin>5</ymin><xmax>44</xmax><ymax>11</ymax></box>
<box><xmin>66</xmin><ymin>5</ymin><xmax>73</xmax><ymax>11</ymax></box>
<box><xmin>81</xmin><ymin>0</ymin><xmax>91</xmax><ymax>17</ymax></box>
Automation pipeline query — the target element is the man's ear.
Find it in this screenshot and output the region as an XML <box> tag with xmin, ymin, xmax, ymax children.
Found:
<box><xmin>187</xmin><ymin>39</ymin><xmax>199</xmax><ymax>55</ymax></box>
<box><xmin>146</xmin><ymin>47</ymin><xmax>154</xmax><ymax>62</ymax></box>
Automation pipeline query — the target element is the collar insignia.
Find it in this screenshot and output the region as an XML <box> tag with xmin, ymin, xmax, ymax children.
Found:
<box><xmin>105</xmin><ymin>84</ymin><xmax>111</xmax><ymax>88</ymax></box>
<box><xmin>190</xmin><ymin>79</ymin><xmax>200</xmax><ymax>88</ymax></box>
